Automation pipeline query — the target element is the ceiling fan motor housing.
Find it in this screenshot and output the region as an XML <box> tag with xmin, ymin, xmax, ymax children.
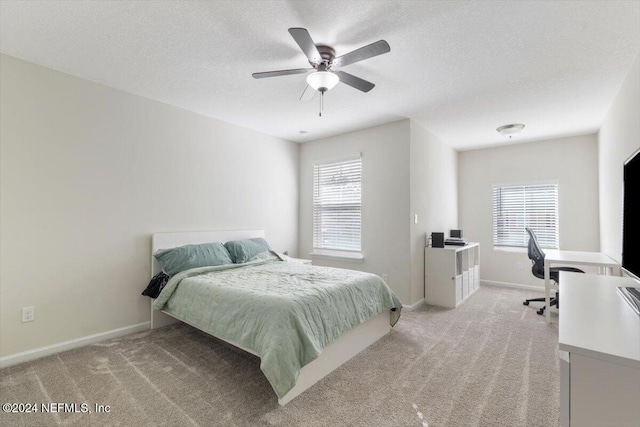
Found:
<box><xmin>314</xmin><ymin>45</ymin><xmax>336</xmax><ymax>68</ymax></box>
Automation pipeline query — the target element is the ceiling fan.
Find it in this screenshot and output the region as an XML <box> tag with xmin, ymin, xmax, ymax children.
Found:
<box><xmin>252</xmin><ymin>28</ymin><xmax>390</xmax><ymax>115</ymax></box>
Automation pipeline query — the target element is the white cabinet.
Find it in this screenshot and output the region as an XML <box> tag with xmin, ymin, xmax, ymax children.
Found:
<box><xmin>425</xmin><ymin>243</ymin><xmax>480</xmax><ymax>308</ymax></box>
<box><xmin>558</xmin><ymin>273</ymin><xmax>640</xmax><ymax>426</ymax></box>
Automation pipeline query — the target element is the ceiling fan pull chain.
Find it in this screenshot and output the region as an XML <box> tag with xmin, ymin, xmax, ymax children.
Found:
<box><xmin>319</xmin><ymin>91</ymin><xmax>323</xmax><ymax>117</ymax></box>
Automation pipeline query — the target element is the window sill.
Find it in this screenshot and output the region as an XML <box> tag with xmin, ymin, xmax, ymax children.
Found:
<box><xmin>310</xmin><ymin>250</ymin><xmax>364</xmax><ymax>263</ymax></box>
<box><xmin>494</xmin><ymin>245</ymin><xmax>557</xmax><ymax>253</ymax></box>
<box><xmin>494</xmin><ymin>246</ymin><xmax>527</xmax><ymax>253</ymax></box>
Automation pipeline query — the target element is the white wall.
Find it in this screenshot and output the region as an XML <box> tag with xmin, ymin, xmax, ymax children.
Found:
<box><xmin>409</xmin><ymin>121</ymin><xmax>458</xmax><ymax>302</ymax></box>
<box><xmin>458</xmin><ymin>135</ymin><xmax>600</xmax><ymax>288</ymax></box>
<box><xmin>299</xmin><ymin>119</ymin><xmax>458</xmax><ymax>306</ymax></box>
<box><xmin>598</xmin><ymin>55</ymin><xmax>640</xmax><ymax>263</ymax></box>
<box><xmin>0</xmin><ymin>54</ymin><xmax>299</xmax><ymax>357</ymax></box>
<box><xmin>299</xmin><ymin>120</ymin><xmax>412</xmax><ymax>303</ymax></box>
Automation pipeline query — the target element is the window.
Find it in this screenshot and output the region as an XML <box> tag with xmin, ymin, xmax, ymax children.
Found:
<box><xmin>313</xmin><ymin>155</ymin><xmax>361</xmax><ymax>253</ymax></box>
<box><xmin>492</xmin><ymin>183</ymin><xmax>558</xmax><ymax>249</ymax></box>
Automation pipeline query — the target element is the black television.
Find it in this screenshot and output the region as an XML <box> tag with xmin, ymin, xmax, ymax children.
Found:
<box><xmin>622</xmin><ymin>147</ymin><xmax>640</xmax><ymax>281</ymax></box>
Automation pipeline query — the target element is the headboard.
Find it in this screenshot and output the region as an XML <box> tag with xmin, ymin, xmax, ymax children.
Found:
<box><xmin>150</xmin><ymin>229</ymin><xmax>265</xmax><ymax>277</ymax></box>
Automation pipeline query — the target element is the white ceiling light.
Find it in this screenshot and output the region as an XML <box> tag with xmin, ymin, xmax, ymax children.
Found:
<box><xmin>306</xmin><ymin>71</ymin><xmax>339</xmax><ymax>93</ymax></box>
<box><xmin>306</xmin><ymin>71</ymin><xmax>340</xmax><ymax>117</ymax></box>
<box><xmin>497</xmin><ymin>123</ymin><xmax>525</xmax><ymax>138</ymax></box>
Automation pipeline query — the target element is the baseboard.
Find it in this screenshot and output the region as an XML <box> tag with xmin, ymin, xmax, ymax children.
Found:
<box><xmin>403</xmin><ymin>298</ymin><xmax>425</xmax><ymax>310</ymax></box>
<box><xmin>0</xmin><ymin>322</ymin><xmax>150</xmax><ymax>369</ymax></box>
<box><xmin>481</xmin><ymin>280</ymin><xmax>544</xmax><ymax>292</ymax></box>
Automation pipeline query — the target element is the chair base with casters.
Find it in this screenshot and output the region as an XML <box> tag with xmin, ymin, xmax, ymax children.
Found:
<box><xmin>524</xmin><ymin>291</ymin><xmax>558</xmax><ymax>315</ymax></box>
<box><xmin>523</xmin><ymin>266</ymin><xmax>584</xmax><ymax>315</ymax></box>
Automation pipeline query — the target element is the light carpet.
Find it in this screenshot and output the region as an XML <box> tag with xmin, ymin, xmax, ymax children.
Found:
<box><xmin>0</xmin><ymin>285</ymin><xmax>560</xmax><ymax>426</ymax></box>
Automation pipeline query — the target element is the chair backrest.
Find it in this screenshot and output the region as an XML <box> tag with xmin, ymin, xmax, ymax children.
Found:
<box><xmin>526</xmin><ymin>228</ymin><xmax>546</xmax><ymax>280</ymax></box>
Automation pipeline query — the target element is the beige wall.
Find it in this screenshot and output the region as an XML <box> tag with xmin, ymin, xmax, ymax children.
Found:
<box><xmin>598</xmin><ymin>54</ymin><xmax>640</xmax><ymax>263</ymax></box>
<box><xmin>458</xmin><ymin>135</ymin><xmax>600</xmax><ymax>288</ymax></box>
<box><xmin>409</xmin><ymin>121</ymin><xmax>458</xmax><ymax>302</ymax></box>
<box><xmin>298</xmin><ymin>120</ymin><xmax>412</xmax><ymax>303</ymax></box>
<box><xmin>0</xmin><ymin>55</ymin><xmax>299</xmax><ymax>357</ymax></box>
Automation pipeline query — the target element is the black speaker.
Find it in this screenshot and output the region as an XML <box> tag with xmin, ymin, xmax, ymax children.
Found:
<box><xmin>431</xmin><ymin>232</ymin><xmax>445</xmax><ymax>248</ymax></box>
<box><xmin>450</xmin><ymin>229</ymin><xmax>462</xmax><ymax>238</ymax></box>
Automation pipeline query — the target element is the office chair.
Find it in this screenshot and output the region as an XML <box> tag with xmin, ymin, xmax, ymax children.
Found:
<box><xmin>522</xmin><ymin>228</ymin><xmax>584</xmax><ymax>315</ymax></box>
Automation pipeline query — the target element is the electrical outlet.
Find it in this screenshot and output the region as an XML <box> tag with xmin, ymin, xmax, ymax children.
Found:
<box><xmin>382</xmin><ymin>274</ymin><xmax>388</xmax><ymax>283</ymax></box>
<box><xmin>517</xmin><ymin>262</ymin><xmax>523</xmax><ymax>271</ymax></box>
<box><xmin>22</xmin><ymin>306</ymin><xmax>35</xmax><ymax>323</ymax></box>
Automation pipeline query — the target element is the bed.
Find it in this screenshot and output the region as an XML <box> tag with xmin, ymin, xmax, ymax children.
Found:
<box><xmin>149</xmin><ymin>230</ymin><xmax>401</xmax><ymax>405</ymax></box>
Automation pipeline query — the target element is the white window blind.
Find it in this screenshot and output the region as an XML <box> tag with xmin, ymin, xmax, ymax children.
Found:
<box><xmin>492</xmin><ymin>183</ymin><xmax>558</xmax><ymax>249</ymax></box>
<box><xmin>313</xmin><ymin>155</ymin><xmax>361</xmax><ymax>252</ymax></box>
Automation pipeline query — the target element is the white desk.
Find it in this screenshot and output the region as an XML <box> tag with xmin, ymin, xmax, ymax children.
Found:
<box><xmin>558</xmin><ymin>273</ymin><xmax>640</xmax><ymax>426</ymax></box>
<box><xmin>543</xmin><ymin>249</ymin><xmax>620</xmax><ymax>324</ymax></box>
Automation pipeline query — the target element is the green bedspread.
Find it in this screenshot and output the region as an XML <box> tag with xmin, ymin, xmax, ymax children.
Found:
<box><xmin>154</xmin><ymin>253</ymin><xmax>402</xmax><ymax>399</ymax></box>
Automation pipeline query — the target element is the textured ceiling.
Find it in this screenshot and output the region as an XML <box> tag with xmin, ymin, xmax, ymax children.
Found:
<box><xmin>1</xmin><ymin>0</ymin><xmax>639</xmax><ymax>150</ymax></box>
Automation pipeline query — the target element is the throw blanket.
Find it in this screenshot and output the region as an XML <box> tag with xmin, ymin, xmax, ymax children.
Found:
<box><xmin>154</xmin><ymin>254</ymin><xmax>402</xmax><ymax>399</ymax></box>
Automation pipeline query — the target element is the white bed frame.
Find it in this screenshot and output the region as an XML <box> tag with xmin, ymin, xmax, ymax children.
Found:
<box><xmin>150</xmin><ymin>230</ymin><xmax>391</xmax><ymax>405</ymax></box>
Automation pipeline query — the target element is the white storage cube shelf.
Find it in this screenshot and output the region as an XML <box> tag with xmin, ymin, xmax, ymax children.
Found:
<box><xmin>425</xmin><ymin>242</ymin><xmax>480</xmax><ymax>308</ymax></box>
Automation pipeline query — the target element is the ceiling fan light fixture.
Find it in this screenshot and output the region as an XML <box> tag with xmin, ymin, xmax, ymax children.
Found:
<box><xmin>497</xmin><ymin>123</ymin><xmax>525</xmax><ymax>137</ymax></box>
<box><xmin>306</xmin><ymin>71</ymin><xmax>339</xmax><ymax>92</ymax></box>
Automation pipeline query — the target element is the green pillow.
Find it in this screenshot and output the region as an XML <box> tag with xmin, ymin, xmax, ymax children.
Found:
<box><xmin>224</xmin><ymin>238</ymin><xmax>271</xmax><ymax>263</ymax></box>
<box><xmin>154</xmin><ymin>242</ymin><xmax>233</xmax><ymax>276</ymax></box>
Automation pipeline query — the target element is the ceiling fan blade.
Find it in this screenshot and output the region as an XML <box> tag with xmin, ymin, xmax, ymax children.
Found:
<box><xmin>335</xmin><ymin>71</ymin><xmax>375</xmax><ymax>92</ymax></box>
<box><xmin>299</xmin><ymin>84</ymin><xmax>316</xmax><ymax>101</ymax></box>
<box><xmin>252</xmin><ymin>68</ymin><xmax>311</xmax><ymax>79</ymax></box>
<box><xmin>288</xmin><ymin>28</ymin><xmax>322</xmax><ymax>65</ymax></box>
<box><xmin>332</xmin><ymin>40</ymin><xmax>390</xmax><ymax>68</ymax></box>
